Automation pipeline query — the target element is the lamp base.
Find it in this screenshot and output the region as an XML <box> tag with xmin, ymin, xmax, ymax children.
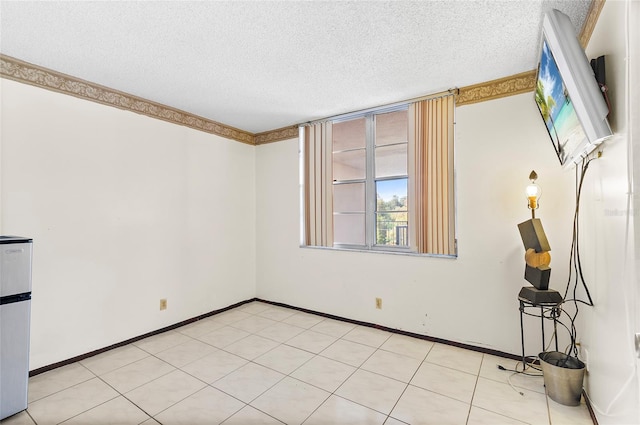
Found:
<box><xmin>525</xmin><ymin>264</ymin><xmax>551</xmax><ymax>290</ymax></box>
<box><xmin>518</xmin><ymin>218</ymin><xmax>551</xmax><ymax>252</ymax></box>
<box><xmin>518</xmin><ymin>287</ymin><xmax>563</xmax><ymax>305</ymax></box>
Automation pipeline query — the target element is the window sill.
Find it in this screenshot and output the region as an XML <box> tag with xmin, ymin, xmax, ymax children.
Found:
<box><xmin>299</xmin><ymin>244</ymin><xmax>457</xmax><ymax>259</ymax></box>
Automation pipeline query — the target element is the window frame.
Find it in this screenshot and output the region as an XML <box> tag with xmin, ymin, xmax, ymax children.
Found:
<box><xmin>300</xmin><ymin>93</ymin><xmax>457</xmax><ymax>258</ymax></box>
<box><xmin>331</xmin><ymin>104</ymin><xmax>413</xmax><ymax>253</ymax></box>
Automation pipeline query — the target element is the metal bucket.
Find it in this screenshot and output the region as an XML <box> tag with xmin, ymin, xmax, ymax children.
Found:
<box><xmin>539</xmin><ymin>351</ymin><xmax>586</xmax><ymax>406</ymax></box>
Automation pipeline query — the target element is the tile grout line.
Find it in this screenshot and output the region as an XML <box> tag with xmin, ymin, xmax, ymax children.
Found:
<box><xmin>244</xmin><ymin>313</ymin><xmax>405</xmax><ymax>423</ymax></box>
<box><xmin>383</xmin><ymin>338</ymin><xmax>435</xmax><ymax>424</ymax></box>
<box><xmin>545</xmin><ymin>383</ymin><xmax>553</xmax><ymax>425</ymax></box>
<box><xmin>248</xmin><ymin>308</ymin><xmax>366</xmax><ymax>423</ymax></box>
<box><xmin>292</xmin><ymin>336</ymin><xmax>383</xmax><ymax>424</ymax></box>
<box><xmin>82</xmin><ymin>332</ymin><xmax>227</xmax><ymax>424</ymax></box>
<box><xmin>27</xmin><ymin>363</ymin><xmax>115</xmax><ymax>425</ymax></box>
<box><xmin>29</xmin><ymin>303</ymin><xmax>413</xmax><ymax>423</ymax></box>
<box><xmin>181</xmin><ymin>303</ymin><xmax>458</xmax><ymax>424</ymax></box>
<box><xmin>25</xmin><ymin>302</ymin><xmax>590</xmax><ymax>425</ymax></box>
<box><xmin>200</xmin><ymin>305</ymin><xmax>319</xmax><ymax>423</ymax></box>
<box><xmin>26</xmin><ymin>371</ymin><xmax>96</xmax><ymax>405</ymax></box>
<box><xmin>465</xmin><ymin>354</ymin><xmax>485</xmax><ymax>425</ymax></box>
<box><xmin>89</xmin><ymin>363</ymin><xmax>158</xmax><ymax>424</ymax></box>
<box><xmin>26</xmin><ymin>410</ymin><xmax>37</xmax><ymax>425</ymax></box>
<box><xmin>169</xmin><ymin>308</ymin><xmax>293</xmax><ymax>422</ymax></box>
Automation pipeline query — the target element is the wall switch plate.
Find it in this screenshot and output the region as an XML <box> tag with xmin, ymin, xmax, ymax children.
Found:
<box><xmin>375</xmin><ymin>298</ymin><xmax>382</xmax><ymax>309</ymax></box>
<box><xmin>160</xmin><ymin>299</ymin><xmax>167</xmax><ymax>310</ymax></box>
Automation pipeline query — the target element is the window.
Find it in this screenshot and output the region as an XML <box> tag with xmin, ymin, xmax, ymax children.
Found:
<box><xmin>332</xmin><ymin>109</ymin><xmax>409</xmax><ymax>250</ymax></box>
<box><xmin>302</xmin><ymin>95</ymin><xmax>456</xmax><ymax>256</ymax></box>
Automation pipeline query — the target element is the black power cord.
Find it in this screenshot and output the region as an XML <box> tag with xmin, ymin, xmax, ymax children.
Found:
<box><xmin>560</xmin><ymin>156</ymin><xmax>596</xmax><ymax>358</ymax></box>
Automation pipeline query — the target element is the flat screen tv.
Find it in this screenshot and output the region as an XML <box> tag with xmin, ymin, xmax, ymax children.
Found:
<box><xmin>535</xmin><ymin>9</ymin><xmax>612</xmax><ymax>168</ymax></box>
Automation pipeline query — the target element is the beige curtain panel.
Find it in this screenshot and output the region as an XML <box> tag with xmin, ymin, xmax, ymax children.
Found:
<box><xmin>410</xmin><ymin>95</ymin><xmax>456</xmax><ymax>255</ymax></box>
<box><xmin>304</xmin><ymin>122</ymin><xmax>333</xmax><ymax>247</ymax></box>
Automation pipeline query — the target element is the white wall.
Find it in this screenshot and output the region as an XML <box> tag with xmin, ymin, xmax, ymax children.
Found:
<box><xmin>578</xmin><ymin>1</ymin><xmax>639</xmax><ymax>423</ymax></box>
<box><xmin>256</xmin><ymin>92</ymin><xmax>575</xmax><ymax>356</ymax></box>
<box><xmin>0</xmin><ymin>80</ymin><xmax>257</xmax><ymax>370</ymax></box>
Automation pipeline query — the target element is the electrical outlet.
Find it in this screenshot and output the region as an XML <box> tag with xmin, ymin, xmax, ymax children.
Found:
<box><xmin>583</xmin><ymin>347</ymin><xmax>590</xmax><ymax>372</ymax></box>
<box><xmin>160</xmin><ymin>298</ymin><xmax>167</xmax><ymax>311</ymax></box>
<box><xmin>375</xmin><ymin>297</ymin><xmax>382</xmax><ymax>309</ymax></box>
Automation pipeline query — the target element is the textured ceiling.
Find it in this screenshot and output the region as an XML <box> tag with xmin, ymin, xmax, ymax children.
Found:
<box><xmin>0</xmin><ymin>1</ymin><xmax>591</xmax><ymax>134</ymax></box>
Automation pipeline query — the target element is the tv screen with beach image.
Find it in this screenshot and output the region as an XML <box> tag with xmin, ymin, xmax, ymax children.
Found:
<box><xmin>535</xmin><ymin>39</ymin><xmax>586</xmax><ymax>165</ymax></box>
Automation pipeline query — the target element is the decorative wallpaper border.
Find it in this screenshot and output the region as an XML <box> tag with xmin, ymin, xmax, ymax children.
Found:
<box><xmin>255</xmin><ymin>126</ymin><xmax>299</xmax><ymax>145</ymax></box>
<box><xmin>0</xmin><ymin>0</ymin><xmax>603</xmax><ymax>143</ymax></box>
<box><xmin>579</xmin><ymin>0</ymin><xmax>605</xmax><ymax>48</ymax></box>
<box><xmin>457</xmin><ymin>0</ymin><xmax>603</xmax><ymax>107</ymax></box>
<box><xmin>0</xmin><ymin>54</ymin><xmax>255</xmax><ymax>145</ymax></box>
<box><xmin>456</xmin><ymin>70</ymin><xmax>537</xmax><ymax>106</ymax></box>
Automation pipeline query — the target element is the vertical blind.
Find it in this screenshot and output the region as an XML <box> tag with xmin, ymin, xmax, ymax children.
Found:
<box><xmin>303</xmin><ymin>122</ymin><xmax>333</xmax><ymax>247</ymax></box>
<box><xmin>303</xmin><ymin>94</ymin><xmax>455</xmax><ymax>255</ymax></box>
<box><xmin>410</xmin><ymin>95</ymin><xmax>456</xmax><ymax>255</ymax></box>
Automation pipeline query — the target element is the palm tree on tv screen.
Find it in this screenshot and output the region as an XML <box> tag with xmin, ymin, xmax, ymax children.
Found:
<box><xmin>535</xmin><ymin>79</ymin><xmax>561</xmax><ymax>155</ymax></box>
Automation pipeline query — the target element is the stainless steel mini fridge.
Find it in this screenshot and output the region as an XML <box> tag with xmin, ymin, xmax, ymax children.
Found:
<box><xmin>0</xmin><ymin>236</ymin><xmax>32</xmax><ymax>420</ymax></box>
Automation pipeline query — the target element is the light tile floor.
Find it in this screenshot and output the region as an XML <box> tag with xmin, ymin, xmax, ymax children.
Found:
<box><xmin>1</xmin><ymin>301</ymin><xmax>594</xmax><ymax>425</ymax></box>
